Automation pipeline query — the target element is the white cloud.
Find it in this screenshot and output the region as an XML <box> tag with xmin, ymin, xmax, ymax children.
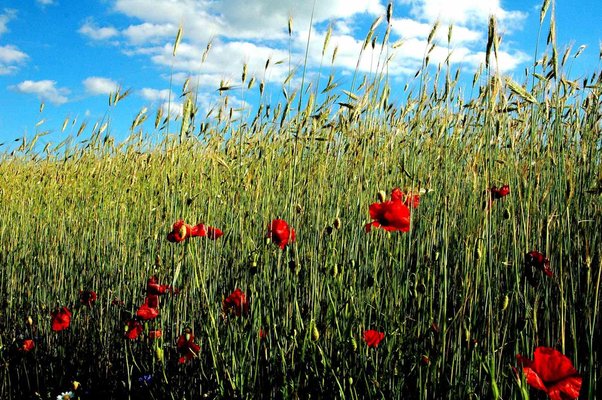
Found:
<box><xmin>0</xmin><ymin>9</ymin><xmax>17</xmax><ymax>36</ymax></box>
<box><xmin>462</xmin><ymin>48</ymin><xmax>530</xmax><ymax>73</ymax></box>
<box><xmin>113</xmin><ymin>0</ymin><xmax>383</xmax><ymax>43</ymax></box>
<box><xmin>36</xmin><ymin>0</ymin><xmax>56</xmax><ymax>6</ymax></box>
<box><xmin>399</xmin><ymin>0</ymin><xmax>527</xmax><ymax>30</ymax></box>
<box><xmin>391</xmin><ymin>18</ymin><xmax>481</xmax><ymax>45</ymax></box>
<box><xmin>0</xmin><ymin>10</ymin><xmax>28</xmax><ymax>75</ymax></box>
<box><xmin>150</xmin><ymin>40</ymin><xmax>292</xmax><ymax>87</ymax></box>
<box><xmin>83</xmin><ymin>0</ymin><xmax>529</xmax><ymax>90</ymax></box>
<box><xmin>0</xmin><ymin>45</ymin><xmax>28</xmax><ymax>64</ymax></box>
<box><xmin>123</xmin><ymin>22</ymin><xmax>177</xmax><ymax>45</ymax></box>
<box><xmin>139</xmin><ymin>87</ymin><xmax>173</xmax><ymax>103</ymax></box>
<box><xmin>78</xmin><ymin>18</ymin><xmax>119</xmax><ymax>41</ymax></box>
<box><xmin>83</xmin><ymin>77</ymin><xmax>120</xmax><ymax>95</ymax></box>
<box><xmin>11</xmin><ymin>80</ymin><xmax>70</xmax><ymax>105</ymax></box>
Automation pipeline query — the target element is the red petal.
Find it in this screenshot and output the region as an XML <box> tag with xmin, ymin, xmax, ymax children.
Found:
<box><xmin>390</xmin><ymin>188</ymin><xmax>404</xmax><ymax>201</ymax></box>
<box><xmin>190</xmin><ymin>223</ymin><xmax>207</xmax><ymax>237</ymax></box>
<box><xmin>532</xmin><ymin>347</ymin><xmax>579</xmax><ymax>383</ymax></box>
<box><xmin>523</xmin><ymin>366</ymin><xmax>548</xmax><ymax>392</ymax></box>
<box><xmin>548</xmin><ymin>375</ymin><xmax>582</xmax><ymax>400</ymax></box>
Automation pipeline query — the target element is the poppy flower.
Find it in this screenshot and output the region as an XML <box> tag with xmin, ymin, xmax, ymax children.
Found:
<box><xmin>363</xmin><ymin>329</ymin><xmax>385</xmax><ymax>348</ymax></box>
<box><xmin>51</xmin><ymin>307</ymin><xmax>72</xmax><ymax>331</ymax></box>
<box><xmin>258</xmin><ymin>328</ymin><xmax>267</xmax><ymax>340</ymax></box>
<box><xmin>516</xmin><ymin>346</ymin><xmax>582</xmax><ymax>400</ymax></box>
<box><xmin>223</xmin><ymin>288</ymin><xmax>250</xmax><ymax>317</ymax></box>
<box><xmin>19</xmin><ymin>338</ymin><xmax>35</xmax><ymax>352</ymax></box>
<box><xmin>485</xmin><ymin>184</ymin><xmax>510</xmax><ymax>209</ymax></box>
<box><xmin>146</xmin><ymin>276</ymin><xmax>174</xmax><ymax>295</ymax></box>
<box><xmin>525</xmin><ymin>250</ymin><xmax>553</xmax><ymax>286</ymax></box>
<box><xmin>267</xmin><ymin>219</ymin><xmax>296</xmax><ymax>249</ymax></box>
<box><xmin>490</xmin><ymin>184</ymin><xmax>510</xmax><ymax>199</ymax></box>
<box><xmin>177</xmin><ymin>328</ymin><xmax>201</xmax><ymax>364</ymax></box>
<box><xmin>79</xmin><ymin>290</ymin><xmax>97</xmax><ymax>306</ymax></box>
<box><xmin>149</xmin><ymin>330</ymin><xmax>162</xmax><ymax>340</ymax></box>
<box><xmin>167</xmin><ymin>220</ymin><xmax>223</xmax><ymax>242</ymax></box>
<box><xmin>125</xmin><ymin>319</ymin><xmax>144</xmax><ymax>340</ymax></box>
<box><xmin>136</xmin><ymin>295</ymin><xmax>159</xmax><ymax>320</ymax></box>
<box><xmin>365</xmin><ymin>188</ymin><xmax>411</xmax><ymax>233</ymax></box>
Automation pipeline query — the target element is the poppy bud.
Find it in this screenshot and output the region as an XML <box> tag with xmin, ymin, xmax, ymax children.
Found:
<box><xmin>333</xmin><ymin>217</ymin><xmax>341</xmax><ymax>230</ymax></box>
<box><xmin>501</xmin><ymin>295</ymin><xmax>509</xmax><ymax>311</ymax></box>
<box><xmin>311</xmin><ymin>321</ymin><xmax>320</xmax><ymax>341</ymax></box>
<box><xmin>155</xmin><ymin>346</ymin><xmax>164</xmax><ymax>363</ymax></box>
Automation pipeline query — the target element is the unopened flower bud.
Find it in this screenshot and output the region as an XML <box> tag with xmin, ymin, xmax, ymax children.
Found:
<box><xmin>333</xmin><ymin>217</ymin><xmax>341</xmax><ymax>230</ymax></box>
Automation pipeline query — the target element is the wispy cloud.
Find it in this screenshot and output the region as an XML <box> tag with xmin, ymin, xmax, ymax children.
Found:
<box><xmin>83</xmin><ymin>77</ymin><xmax>120</xmax><ymax>95</ymax></box>
<box><xmin>123</xmin><ymin>22</ymin><xmax>177</xmax><ymax>45</ymax></box>
<box><xmin>78</xmin><ymin>0</ymin><xmax>529</xmax><ymax>90</ymax></box>
<box><xmin>399</xmin><ymin>0</ymin><xmax>527</xmax><ymax>30</ymax></box>
<box><xmin>78</xmin><ymin>18</ymin><xmax>119</xmax><ymax>41</ymax></box>
<box><xmin>11</xmin><ymin>80</ymin><xmax>70</xmax><ymax>105</ymax></box>
<box><xmin>0</xmin><ymin>45</ymin><xmax>28</xmax><ymax>75</ymax></box>
<box><xmin>139</xmin><ymin>87</ymin><xmax>173</xmax><ymax>103</ymax></box>
<box><xmin>390</xmin><ymin>0</ymin><xmax>528</xmax><ymax>72</ymax></box>
<box><xmin>36</xmin><ymin>0</ymin><xmax>56</xmax><ymax>6</ymax></box>
<box><xmin>0</xmin><ymin>9</ymin><xmax>28</xmax><ymax>74</ymax></box>
<box><xmin>0</xmin><ymin>8</ymin><xmax>17</xmax><ymax>36</ymax></box>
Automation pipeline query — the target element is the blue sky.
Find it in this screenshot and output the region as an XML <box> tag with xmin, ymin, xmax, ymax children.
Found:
<box><xmin>0</xmin><ymin>0</ymin><xmax>600</xmax><ymax>150</ymax></box>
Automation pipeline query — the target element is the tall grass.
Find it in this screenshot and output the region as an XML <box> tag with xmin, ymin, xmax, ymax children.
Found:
<box><xmin>1</xmin><ymin>4</ymin><xmax>601</xmax><ymax>399</ymax></box>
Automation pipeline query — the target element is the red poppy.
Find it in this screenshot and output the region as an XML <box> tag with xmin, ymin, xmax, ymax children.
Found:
<box><xmin>223</xmin><ymin>288</ymin><xmax>250</xmax><ymax>317</ymax></box>
<box><xmin>267</xmin><ymin>219</ymin><xmax>296</xmax><ymax>249</ymax></box>
<box><xmin>365</xmin><ymin>188</ymin><xmax>411</xmax><ymax>233</ymax></box>
<box><xmin>525</xmin><ymin>251</ymin><xmax>553</xmax><ymax>277</ymax></box>
<box><xmin>490</xmin><ymin>184</ymin><xmax>510</xmax><ymax>200</ymax></box>
<box><xmin>193</xmin><ymin>224</ymin><xmax>224</xmax><ymax>240</ymax></box>
<box><xmin>177</xmin><ymin>328</ymin><xmax>201</xmax><ymax>364</ymax></box>
<box><xmin>147</xmin><ymin>276</ymin><xmax>174</xmax><ymax>295</ymax></box>
<box><xmin>258</xmin><ymin>328</ymin><xmax>267</xmax><ymax>340</ymax></box>
<box><xmin>136</xmin><ymin>295</ymin><xmax>159</xmax><ymax>320</ymax></box>
<box><xmin>19</xmin><ymin>339</ymin><xmax>35</xmax><ymax>352</ymax></box>
<box><xmin>125</xmin><ymin>319</ymin><xmax>144</xmax><ymax>340</ymax></box>
<box><xmin>79</xmin><ymin>290</ymin><xmax>97</xmax><ymax>306</ymax></box>
<box><xmin>167</xmin><ymin>220</ymin><xmax>223</xmax><ymax>242</ymax></box>
<box><xmin>485</xmin><ymin>184</ymin><xmax>510</xmax><ymax>209</ymax></box>
<box><xmin>524</xmin><ymin>250</ymin><xmax>553</xmax><ymax>286</ymax></box>
<box><xmin>51</xmin><ymin>306</ymin><xmax>72</xmax><ymax>331</ymax></box>
<box><xmin>516</xmin><ymin>347</ymin><xmax>582</xmax><ymax>400</ymax></box>
<box><xmin>363</xmin><ymin>329</ymin><xmax>385</xmax><ymax>348</ymax></box>
<box><xmin>149</xmin><ymin>330</ymin><xmax>162</xmax><ymax>340</ymax></box>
